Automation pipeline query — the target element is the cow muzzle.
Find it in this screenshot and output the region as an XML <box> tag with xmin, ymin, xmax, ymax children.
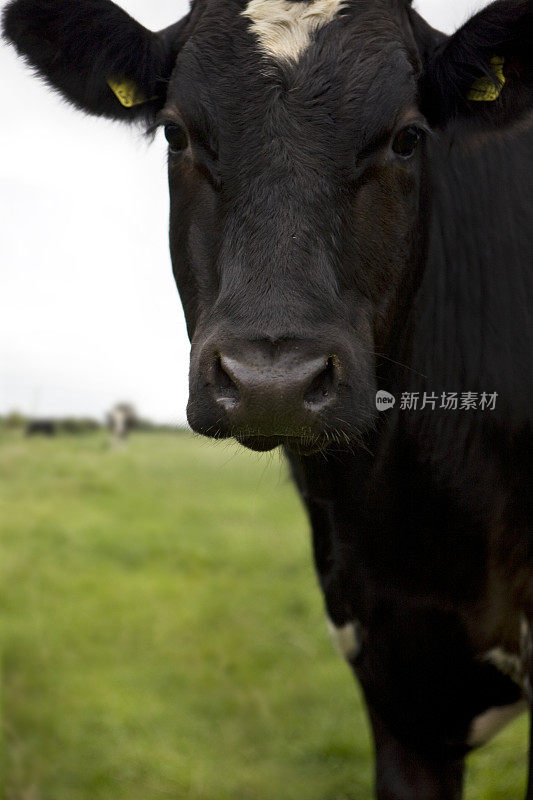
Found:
<box><xmin>187</xmin><ymin>338</ymin><xmax>345</xmax><ymax>453</ymax></box>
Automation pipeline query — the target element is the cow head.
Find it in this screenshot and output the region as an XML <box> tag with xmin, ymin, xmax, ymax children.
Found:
<box><xmin>4</xmin><ymin>0</ymin><xmax>533</xmax><ymax>453</ymax></box>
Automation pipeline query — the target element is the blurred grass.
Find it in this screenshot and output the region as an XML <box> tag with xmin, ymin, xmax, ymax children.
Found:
<box><xmin>0</xmin><ymin>430</ymin><xmax>527</xmax><ymax>799</ymax></box>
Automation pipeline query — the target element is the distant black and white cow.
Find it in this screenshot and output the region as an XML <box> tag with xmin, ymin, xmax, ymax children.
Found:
<box><xmin>107</xmin><ymin>402</ymin><xmax>136</xmax><ymax>445</ymax></box>
<box><xmin>4</xmin><ymin>0</ymin><xmax>532</xmax><ymax>797</ymax></box>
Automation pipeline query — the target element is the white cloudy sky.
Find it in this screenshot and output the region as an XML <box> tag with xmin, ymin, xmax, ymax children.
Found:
<box><xmin>0</xmin><ymin>0</ymin><xmax>489</xmax><ymax>424</ymax></box>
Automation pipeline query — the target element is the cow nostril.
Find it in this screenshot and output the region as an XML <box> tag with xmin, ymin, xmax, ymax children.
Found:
<box><xmin>304</xmin><ymin>357</ymin><xmax>337</xmax><ymax>409</ymax></box>
<box><xmin>213</xmin><ymin>355</ymin><xmax>240</xmax><ymax>408</ymax></box>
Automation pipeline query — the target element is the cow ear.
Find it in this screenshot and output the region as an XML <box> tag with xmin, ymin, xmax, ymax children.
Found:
<box><xmin>420</xmin><ymin>0</ymin><xmax>533</xmax><ymax>128</ymax></box>
<box><xmin>2</xmin><ymin>0</ymin><xmax>186</xmax><ymax>122</ymax></box>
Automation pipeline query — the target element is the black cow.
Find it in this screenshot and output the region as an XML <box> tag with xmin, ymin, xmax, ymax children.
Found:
<box><xmin>3</xmin><ymin>1</ymin><xmax>532</xmax><ymax>797</ymax></box>
<box><xmin>26</xmin><ymin>419</ymin><xmax>56</xmax><ymax>436</ymax></box>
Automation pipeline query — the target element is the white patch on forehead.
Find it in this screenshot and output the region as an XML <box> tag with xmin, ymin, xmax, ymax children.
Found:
<box><xmin>242</xmin><ymin>0</ymin><xmax>344</xmax><ymax>62</ymax></box>
<box><xmin>327</xmin><ymin>618</ymin><xmax>361</xmax><ymax>661</ymax></box>
<box><xmin>468</xmin><ymin>700</ymin><xmax>526</xmax><ymax>747</ymax></box>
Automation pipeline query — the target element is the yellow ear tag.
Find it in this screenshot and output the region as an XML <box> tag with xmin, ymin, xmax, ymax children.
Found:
<box><xmin>107</xmin><ymin>77</ymin><xmax>149</xmax><ymax>108</ymax></box>
<box><xmin>468</xmin><ymin>55</ymin><xmax>506</xmax><ymax>102</ymax></box>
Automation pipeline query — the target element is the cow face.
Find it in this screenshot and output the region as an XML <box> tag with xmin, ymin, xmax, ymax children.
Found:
<box><xmin>164</xmin><ymin>1</ymin><xmax>427</xmax><ymax>453</ymax></box>
<box><xmin>4</xmin><ymin>0</ymin><xmax>533</xmax><ymax>453</ymax></box>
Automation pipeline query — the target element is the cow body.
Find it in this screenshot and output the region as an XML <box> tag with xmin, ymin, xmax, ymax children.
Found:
<box><xmin>288</xmin><ymin>116</ymin><xmax>533</xmax><ymax>794</ymax></box>
<box><xmin>107</xmin><ymin>402</ymin><xmax>137</xmax><ymax>446</ymax></box>
<box><xmin>3</xmin><ymin>0</ymin><xmax>532</xmax><ymax>797</ymax></box>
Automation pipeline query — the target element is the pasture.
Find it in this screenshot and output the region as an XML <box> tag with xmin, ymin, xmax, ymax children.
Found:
<box><xmin>0</xmin><ymin>430</ymin><xmax>527</xmax><ymax>799</ymax></box>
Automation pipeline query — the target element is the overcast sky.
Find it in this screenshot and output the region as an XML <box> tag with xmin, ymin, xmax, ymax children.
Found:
<box><xmin>0</xmin><ymin>0</ymin><xmax>490</xmax><ymax>424</ymax></box>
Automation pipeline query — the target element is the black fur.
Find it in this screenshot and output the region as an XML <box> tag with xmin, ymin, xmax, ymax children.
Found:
<box><xmin>3</xmin><ymin>1</ymin><xmax>533</xmax><ymax>798</ymax></box>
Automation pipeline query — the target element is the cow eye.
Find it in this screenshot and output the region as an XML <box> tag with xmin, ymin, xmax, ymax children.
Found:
<box><xmin>164</xmin><ymin>124</ymin><xmax>189</xmax><ymax>153</ymax></box>
<box><xmin>392</xmin><ymin>126</ymin><xmax>422</xmax><ymax>159</ymax></box>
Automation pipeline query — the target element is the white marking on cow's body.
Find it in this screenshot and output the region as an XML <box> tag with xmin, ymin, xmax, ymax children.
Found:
<box><xmin>467</xmin><ymin>644</ymin><xmax>527</xmax><ymax>746</ymax></box>
<box><xmin>483</xmin><ymin>647</ymin><xmax>523</xmax><ymax>685</ymax></box>
<box><xmin>327</xmin><ymin>618</ymin><xmax>361</xmax><ymax>660</ymax></box>
<box><xmin>242</xmin><ymin>0</ymin><xmax>344</xmax><ymax>62</ymax></box>
<box><xmin>468</xmin><ymin>700</ymin><xmax>526</xmax><ymax>747</ymax></box>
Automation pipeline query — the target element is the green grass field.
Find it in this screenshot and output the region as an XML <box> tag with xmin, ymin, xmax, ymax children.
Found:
<box><xmin>0</xmin><ymin>430</ymin><xmax>528</xmax><ymax>799</ymax></box>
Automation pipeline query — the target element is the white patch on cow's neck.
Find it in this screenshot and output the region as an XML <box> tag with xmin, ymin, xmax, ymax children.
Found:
<box><xmin>327</xmin><ymin>618</ymin><xmax>361</xmax><ymax>661</ymax></box>
<box><xmin>468</xmin><ymin>700</ymin><xmax>526</xmax><ymax>747</ymax></box>
<box><xmin>242</xmin><ymin>0</ymin><xmax>344</xmax><ymax>62</ymax></box>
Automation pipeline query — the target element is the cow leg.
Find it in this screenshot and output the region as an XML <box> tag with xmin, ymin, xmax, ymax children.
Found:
<box><xmin>369</xmin><ymin>710</ymin><xmax>464</xmax><ymax>800</ymax></box>
<box><xmin>522</xmin><ymin>615</ymin><xmax>533</xmax><ymax>800</ymax></box>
